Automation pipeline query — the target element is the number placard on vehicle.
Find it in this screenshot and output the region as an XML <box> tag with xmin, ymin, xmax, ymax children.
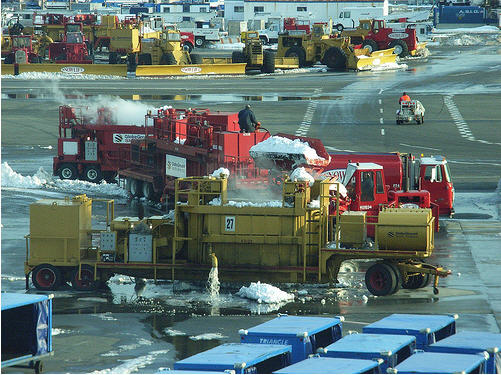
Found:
<box><xmin>225</xmin><ymin>216</ymin><xmax>235</xmax><ymax>232</ymax></box>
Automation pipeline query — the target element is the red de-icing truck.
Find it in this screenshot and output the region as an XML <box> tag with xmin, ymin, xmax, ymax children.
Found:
<box><xmin>320</xmin><ymin>152</ymin><xmax>454</xmax><ymax>217</ymax></box>
<box><xmin>53</xmin><ymin>105</ymin><xmax>153</xmax><ymax>183</ymax></box>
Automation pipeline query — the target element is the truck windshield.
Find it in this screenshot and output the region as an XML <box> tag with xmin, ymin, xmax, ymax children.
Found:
<box><xmin>343</xmin><ymin>164</ymin><xmax>357</xmax><ymax>186</ymax></box>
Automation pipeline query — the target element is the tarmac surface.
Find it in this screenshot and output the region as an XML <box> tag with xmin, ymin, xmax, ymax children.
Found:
<box><xmin>1</xmin><ymin>41</ymin><xmax>501</xmax><ymax>373</ymax></box>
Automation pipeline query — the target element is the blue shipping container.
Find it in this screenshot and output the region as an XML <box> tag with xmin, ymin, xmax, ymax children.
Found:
<box><xmin>434</xmin><ymin>5</ymin><xmax>486</xmax><ymax>24</ymax></box>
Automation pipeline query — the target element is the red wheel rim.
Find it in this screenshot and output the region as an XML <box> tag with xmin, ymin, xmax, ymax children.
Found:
<box><xmin>36</xmin><ymin>267</ymin><xmax>56</xmax><ymax>288</ymax></box>
<box><xmin>74</xmin><ymin>269</ymin><xmax>94</xmax><ymax>289</ymax></box>
<box><xmin>370</xmin><ymin>270</ymin><xmax>386</xmax><ymax>291</ymax></box>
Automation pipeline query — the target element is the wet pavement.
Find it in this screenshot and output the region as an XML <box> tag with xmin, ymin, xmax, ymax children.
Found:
<box><xmin>2</xmin><ymin>41</ymin><xmax>501</xmax><ymax>373</ymax></box>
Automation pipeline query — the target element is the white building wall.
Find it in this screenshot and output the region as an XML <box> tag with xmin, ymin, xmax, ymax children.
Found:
<box><xmin>225</xmin><ymin>0</ymin><xmax>245</xmax><ymax>20</ymax></box>
<box><xmin>242</xmin><ymin>0</ymin><xmax>387</xmax><ymax>24</ymax></box>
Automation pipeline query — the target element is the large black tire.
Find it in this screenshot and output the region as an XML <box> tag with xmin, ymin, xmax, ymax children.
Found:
<box><xmin>402</xmin><ymin>273</ymin><xmax>431</xmax><ymax>289</ymax></box>
<box><xmin>389</xmin><ymin>39</ymin><xmax>409</xmax><ymax>58</ymax></box>
<box><xmin>127</xmin><ymin>178</ymin><xmax>143</xmax><ymax>198</ymax></box>
<box><xmin>365</xmin><ymin>263</ymin><xmax>397</xmax><ymax>296</ymax></box>
<box><xmin>138</xmin><ymin>53</ymin><xmax>152</xmax><ymax>65</ymax></box>
<box><xmin>261</xmin><ymin>50</ymin><xmax>275</xmax><ymax>73</ymax></box>
<box><xmin>84</xmin><ymin>165</ymin><xmax>102</xmax><ymax>183</ymax></box>
<box><xmin>160</xmin><ymin>52</ymin><xmax>177</xmax><ymax>65</ymax></box>
<box><xmin>109</xmin><ymin>52</ymin><xmax>119</xmax><ymax>64</ymax></box>
<box><xmin>72</xmin><ymin>264</ymin><xmax>98</xmax><ymax>291</ymax></box>
<box><xmin>34</xmin><ymin>360</ymin><xmax>43</xmax><ymax>374</ymax></box>
<box><xmin>335</xmin><ymin>24</ymin><xmax>344</xmax><ymax>32</ymax></box>
<box><xmin>285</xmin><ymin>46</ymin><xmax>307</xmax><ymax>68</ymax></box>
<box><xmin>103</xmin><ymin>171</ymin><xmax>118</xmax><ymax>183</ymax></box>
<box><xmin>142</xmin><ymin>182</ymin><xmax>159</xmax><ymax>201</ymax></box>
<box><xmin>59</xmin><ymin>163</ymin><xmax>78</xmax><ymax>180</ymax></box>
<box><xmin>386</xmin><ymin>262</ymin><xmax>402</xmax><ymax>294</ymax></box>
<box><xmin>190</xmin><ymin>53</ymin><xmax>203</xmax><ymax>64</ymax></box>
<box><xmin>323</xmin><ymin>47</ymin><xmax>347</xmax><ymax>71</ymax></box>
<box><xmin>4</xmin><ymin>54</ymin><xmax>14</xmax><ymax>64</ymax></box>
<box><xmin>361</xmin><ymin>39</ymin><xmax>379</xmax><ymax>53</ymax></box>
<box><xmin>32</xmin><ymin>264</ymin><xmax>62</xmax><ymax>291</ymax></box>
<box><xmin>232</xmin><ymin>50</ymin><xmax>246</xmax><ymax>63</ymax></box>
<box><xmin>29</xmin><ymin>55</ymin><xmax>42</xmax><ymax>63</ymax></box>
<box><xmin>195</xmin><ymin>37</ymin><xmax>204</xmax><ymax>47</ymax></box>
<box><xmin>259</xmin><ymin>35</ymin><xmax>269</xmax><ymax>45</ymax></box>
<box><xmin>127</xmin><ymin>53</ymin><xmax>136</xmax><ymax>72</ymax></box>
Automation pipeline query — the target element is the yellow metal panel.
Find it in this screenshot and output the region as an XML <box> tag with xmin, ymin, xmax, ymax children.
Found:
<box><xmin>351</xmin><ymin>53</ymin><xmax>397</xmax><ymax>70</ymax></box>
<box><xmin>274</xmin><ymin>57</ymin><xmax>299</xmax><ymax>69</ymax></box>
<box><xmin>202</xmin><ymin>57</ymin><xmax>232</xmax><ymax>64</ymax></box>
<box><xmin>135</xmin><ymin>63</ymin><xmax>246</xmax><ymax>76</ymax></box>
<box><xmin>1</xmin><ymin>63</ymin><xmax>15</xmax><ymax>75</ymax></box>
<box><xmin>377</xmin><ymin>208</ymin><xmax>433</xmax><ymax>251</ymax></box>
<box><xmin>370</xmin><ymin>48</ymin><xmax>396</xmax><ymax>57</ymax></box>
<box><xmin>340</xmin><ymin>211</ymin><xmax>367</xmax><ymax>246</ymax></box>
<box><xmin>16</xmin><ymin>64</ymin><xmax>128</xmax><ymax>76</ymax></box>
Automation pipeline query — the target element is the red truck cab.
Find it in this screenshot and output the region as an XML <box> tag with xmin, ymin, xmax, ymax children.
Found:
<box><xmin>419</xmin><ymin>156</ymin><xmax>454</xmax><ymax>217</ymax></box>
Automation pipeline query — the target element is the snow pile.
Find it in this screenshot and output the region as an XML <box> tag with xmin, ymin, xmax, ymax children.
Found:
<box><xmin>308</xmin><ymin>199</ymin><xmax>320</xmax><ymax>208</ymax></box>
<box><xmin>290</xmin><ymin>167</ymin><xmax>315</xmax><ymax>186</ymax></box>
<box><xmin>434</xmin><ymin>25</ymin><xmax>500</xmax><ymax>34</ymax></box>
<box><xmin>441</xmin><ymin>34</ymin><xmax>485</xmax><ymax>46</ymax></box>
<box><xmin>329</xmin><ymin>182</ymin><xmax>348</xmax><ymax>198</ymax></box>
<box><xmin>1</xmin><ymin>162</ymin><xmax>128</xmax><ymax>198</ymax></box>
<box><xmin>164</xmin><ymin>328</ymin><xmax>186</xmax><ymax>336</ymax></box>
<box><xmin>210</xmin><ymin>42</ymin><xmax>245</xmax><ymax>50</ymax></box>
<box><xmin>93</xmin><ymin>350</ymin><xmax>168</xmax><ymax>374</ymax></box>
<box><xmin>189</xmin><ymin>333</ymin><xmax>227</xmax><ymax>341</ymax></box>
<box><xmin>211</xmin><ymin>167</ymin><xmax>230</xmax><ymax>178</ymax></box>
<box><xmin>237</xmin><ymin>281</ymin><xmax>295</xmax><ymax>304</ymax></box>
<box><xmin>250</xmin><ymin>136</ymin><xmax>324</xmax><ymax>162</ymax></box>
<box><xmin>2</xmin><ymin>72</ymin><xmax>126</xmax><ymax>80</ymax></box>
<box><xmin>365</xmin><ymin>62</ymin><xmax>408</xmax><ymax>72</ymax></box>
<box><xmin>209</xmin><ymin>197</ymin><xmax>283</xmax><ymax>208</ymax></box>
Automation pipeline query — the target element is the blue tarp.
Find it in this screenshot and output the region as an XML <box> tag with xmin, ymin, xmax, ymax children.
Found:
<box><xmin>1</xmin><ymin>293</ymin><xmax>53</xmax><ymax>369</ymax></box>
<box><xmin>273</xmin><ymin>356</ymin><xmax>381</xmax><ymax>374</ymax></box>
<box><xmin>426</xmin><ymin>331</ymin><xmax>501</xmax><ymax>374</ymax></box>
<box><xmin>394</xmin><ymin>351</ymin><xmax>487</xmax><ymax>373</ymax></box>
<box><xmin>322</xmin><ymin>333</ymin><xmax>416</xmax><ymax>372</ymax></box>
<box><xmin>174</xmin><ymin>343</ymin><xmax>292</xmax><ymax>374</ymax></box>
<box><xmin>362</xmin><ymin>314</ymin><xmax>456</xmax><ymax>349</ymax></box>
<box><xmin>241</xmin><ymin>315</ymin><xmax>343</xmax><ymax>363</ymax></box>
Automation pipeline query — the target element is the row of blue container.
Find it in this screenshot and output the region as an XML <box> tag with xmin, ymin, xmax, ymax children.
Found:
<box><xmin>162</xmin><ymin>313</ymin><xmax>501</xmax><ymax>374</ymax></box>
<box><xmin>433</xmin><ymin>5</ymin><xmax>499</xmax><ymax>25</ymax></box>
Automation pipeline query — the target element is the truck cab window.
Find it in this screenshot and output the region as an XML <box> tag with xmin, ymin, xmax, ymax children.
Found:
<box><xmin>361</xmin><ymin>171</ymin><xmax>375</xmax><ymax>202</ymax></box>
<box><xmin>376</xmin><ymin>170</ymin><xmax>384</xmax><ymax>193</ymax></box>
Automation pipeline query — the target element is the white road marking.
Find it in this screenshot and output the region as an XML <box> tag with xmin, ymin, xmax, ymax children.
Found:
<box><xmin>380</xmin><ymin>108</ymin><xmax>384</xmax><ymax>114</ymax></box>
<box><xmin>325</xmin><ymin>146</ymin><xmax>356</xmax><ymax>153</ymax></box>
<box><xmin>399</xmin><ymin>143</ymin><xmax>441</xmax><ymax>151</ymax></box>
<box><xmin>444</xmin><ymin>95</ymin><xmax>501</xmax><ymax>146</ymax></box>
<box><xmin>295</xmin><ymin>88</ymin><xmax>321</xmax><ymax>136</ymax></box>
<box><xmin>379</xmin><ymin>99</ymin><xmax>382</xmax><ymax>105</ymax></box>
<box><xmin>379</xmin><ymin>118</ymin><xmax>384</xmax><ymax>124</ymax></box>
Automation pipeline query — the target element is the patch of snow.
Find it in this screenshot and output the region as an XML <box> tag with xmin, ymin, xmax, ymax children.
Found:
<box><xmin>308</xmin><ymin>199</ymin><xmax>320</xmax><ymax>208</ymax></box>
<box><xmin>237</xmin><ymin>281</ymin><xmax>295</xmax><ymax>304</ymax></box>
<box><xmin>209</xmin><ymin>42</ymin><xmax>245</xmax><ymax>49</ymax></box>
<box><xmin>189</xmin><ymin>333</ymin><xmax>227</xmax><ymax>341</ymax></box>
<box><xmin>211</xmin><ymin>167</ymin><xmax>230</xmax><ymax>178</ymax></box>
<box><xmin>164</xmin><ymin>328</ymin><xmax>186</xmax><ymax>336</ymax></box>
<box><xmin>2</xmin><ymin>72</ymin><xmax>126</xmax><ymax>80</ymax></box>
<box><xmin>208</xmin><ymin>197</ymin><xmax>283</xmax><ymax>208</ymax></box>
<box><xmin>52</xmin><ymin>328</ymin><xmax>69</xmax><ymax>336</ymax></box>
<box><xmin>93</xmin><ymin>350</ymin><xmax>168</xmax><ymax>374</ymax></box>
<box><xmin>290</xmin><ymin>167</ymin><xmax>315</xmax><ymax>187</ymax></box>
<box><xmin>329</xmin><ymin>182</ymin><xmax>348</xmax><ymax>198</ymax></box>
<box><xmin>1</xmin><ymin>162</ymin><xmax>128</xmax><ymax>198</ymax></box>
<box><xmin>433</xmin><ymin>25</ymin><xmax>500</xmax><ymax>34</ymax></box>
<box><xmin>250</xmin><ymin>136</ymin><xmax>324</xmax><ymax>162</ymax></box>
<box><xmin>38</xmin><ymin>145</ymin><xmax>53</xmax><ymax>150</ymax></box>
<box><xmin>366</xmin><ymin>62</ymin><xmax>408</xmax><ymax>72</ymax></box>
<box><xmin>91</xmin><ymin>313</ymin><xmax>118</xmax><ymax>321</ymax></box>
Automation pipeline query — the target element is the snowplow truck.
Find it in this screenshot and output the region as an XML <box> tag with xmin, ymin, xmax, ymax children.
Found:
<box><xmin>341</xmin><ymin>19</ymin><xmax>427</xmax><ymax>58</ymax></box>
<box><xmin>138</xmin><ymin>29</ymin><xmax>201</xmax><ymax>65</ymax></box>
<box><xmin>3</xmin><ymin>35</ymin><xmax>42</xmax><ymax>64</ymax></box>
<box><xmin>232</xmin><ymin>31</ymin><xmax>276</xmax><ymax>73</ymax></box>
<box><xmin>276</xmin><ymin>22</ymin><xmax>396</xmax><ymax>70</ymax></box>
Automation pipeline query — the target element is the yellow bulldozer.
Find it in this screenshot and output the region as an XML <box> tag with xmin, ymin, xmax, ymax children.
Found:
<box><xmin>138</xmin><ymin>29</ymin><xmax>200</xmax><ymax>65</ymax></box>
<box><xmin>276</xmin><ymin>22</ymin><xmax>397</xmax><ymax>71</ymax></box>
<box><xmin>231</xmin><ymin>31</ymin><xmax>276</xmax><ymax>73</ymax></box>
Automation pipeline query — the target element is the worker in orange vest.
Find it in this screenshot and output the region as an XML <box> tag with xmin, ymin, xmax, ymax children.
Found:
<box><xmin>399</xmin><ymin>92</ymin><xmax>411</xmax><ymax>104</ymax></box>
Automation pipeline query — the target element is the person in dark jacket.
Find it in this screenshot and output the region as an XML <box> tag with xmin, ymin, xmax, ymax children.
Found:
<box><xmin>238</xmin><ymin>104</ymin><xmax>259</xmax><ymax>133</ymax></box>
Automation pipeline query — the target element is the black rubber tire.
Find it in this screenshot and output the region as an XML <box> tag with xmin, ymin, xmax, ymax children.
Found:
<box><xmin>34</xmin><ymin>360</ymin><xmax>43</xmax><ymax>374</ymax></box>
<box><xmin>190</xmin><ymin>53</ymin><xmax>203</xmax><ymax>64</ymax></box>
<box><xmin>285</xmin><ymin>46</ymin><xmax>307</xmax><ymax>68</ymax></box>
<box><xmin>29</xmin><ymin>54</ymin><xmax>42</xmax><ymax>63</ymax></box>
<box><xmin>365</xmin><ymin>263</ymin><xmax>397</xmax><ymax>296</ymax></box>
<box><xmin>109</xmin><ymin>52</ymin><xmax>118</xmax><ymax>64</ymax></box>
<box><xmin>232</xmin><ymin>50</ymin><xmax>246</xmax><ymax>63</ymax></box>
<box><xmin>195</xmin><ymin>37</ymin><xmax>204</xmax><ymax>47</ymax></box>
<box><xmin>142</xmin><ymin>182</ymin><xmax>159</xmax><ymax>201</ymax></box>
<box><xmin>138</xmin><ymin>53</ymin><xmax>152</xmax><ymax>65</ymax></box>
<box><xmin>72</xmin><ymin>264</ymin><xmax>98</xmax><ymax>291</ymax></box>
<box><xmin>362</xmin><ymin>39</ymin><xmax>378</xmax><ymax>53</ymax></box>
<box><xmin>402</xmin><ymin>273</ymin><xmax>431</xmax><ymax>289</ymax></box>
<box><xmin>59</xmin><ymin>163</ymin><xmax>78</xmax><ymax>180</ymax></box>
<box><xmin>418</xmin><ymin>273</ymin><xmax>432</xmax><ymax>288</ymax></box>
<box><xmin>259</xmin><ymin>35</ymin><xmax>269</xmax><ymax>45</ymax></box>
<box><xmin>183</xmin><ymin>42</ymin><xmax>194</xmax><ymax>53</ymax></box>
<box><xmin>9</xmin><ymin>22</ymin><xmax>24</xmax><ymax>35</ymax></box>
<box><xmin>84</xmin><ymin>165</ymin><xmax>102</xmax><ymax>183</ymax></box>
<box><xmin>160</xmin><ymin>52</ymin><xmax>177</xmax><ymax>65</ymax></box>
<box><xmin>4</xmin><ymin>54</ymin><xmax>14</xmax><ymax>64</ymax></box>
<box><xmin>32</xmin><ymin>264</ymin><xmax>62</xmax><ymax>291</ymax></box>
<box><xmin>386</xmin><ymin>262</ymin><xmax>402</xmax><ymax>294</ymax></box>
<box><xmin>389</xmin><ymin>39</ymin><xmax>409</xmax><ymax>58</ymax></box>
<box><xmin>127</xmin><ymin>53</ymin><xmax>136</xmax><ymax>71</ymax></box>
<box><xmin>103</xmin><ymin>171</ymin><xmax>118</xmax><ymax>183</ymax></box>
<box><xmin>335</xmin><ymin>24</ymin><xmax>344</xmax><ymax>32</ymax></box>
<box><xmin>128</xmin><ymin>178</ymin><xmax>143</xmax><ymax>197</ymax></box>
<box><xmin>261</xmin><ymin>50</ymin><xmax>275</xmax><ymax>73</ymax></box>
<box><xmin>323</xmin><ymin>46</ymin><xmax>347</xmax><ymax>71</ymax></box>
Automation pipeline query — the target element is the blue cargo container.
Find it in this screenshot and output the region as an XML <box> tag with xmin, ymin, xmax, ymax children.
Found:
<box><xmin>389</xmin><ymin>351</ymin><xmax>488</xmax><ymax>373</ymax></box>
<box><xmin>319</xmin><ymin>333</ymin><xmax>416</xmax><ymax>373</ymax></box>
<box><xmin>174</xmin><ymin>343</ymin><xmax>292</xmax><ymax>374</ymax></box>
<box><xmin>240</xmin><ymin>315</ymin><xmax>343</xmax><ymax>364</ymax></box>
<box><xmin>1</xmin><ymin>293</ymin><xmax>53</xmax><ymax>373</ymax></box>
<box><xmin>434</xmin><ymin>5</ymin><xmax>487</xmax><ymax>25</ymax></box>
<box><xmin>362</xmin><ymin>314</ymin><xmax>457</xmax><ymax>349</ymax></box>
<box><xmin>157</xmin><ymin>369</ymin><xmax>235</xmax><ymax>374</ymax></box>
<box><xmin>426</xmin><ymin>331</ymin><xmax>501</xmax><ymax>374</ymax></box>
<box><xmin>273</xmin><ymin>356</ymin><xmax>382</xmax><ymax>374</ymax></box>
